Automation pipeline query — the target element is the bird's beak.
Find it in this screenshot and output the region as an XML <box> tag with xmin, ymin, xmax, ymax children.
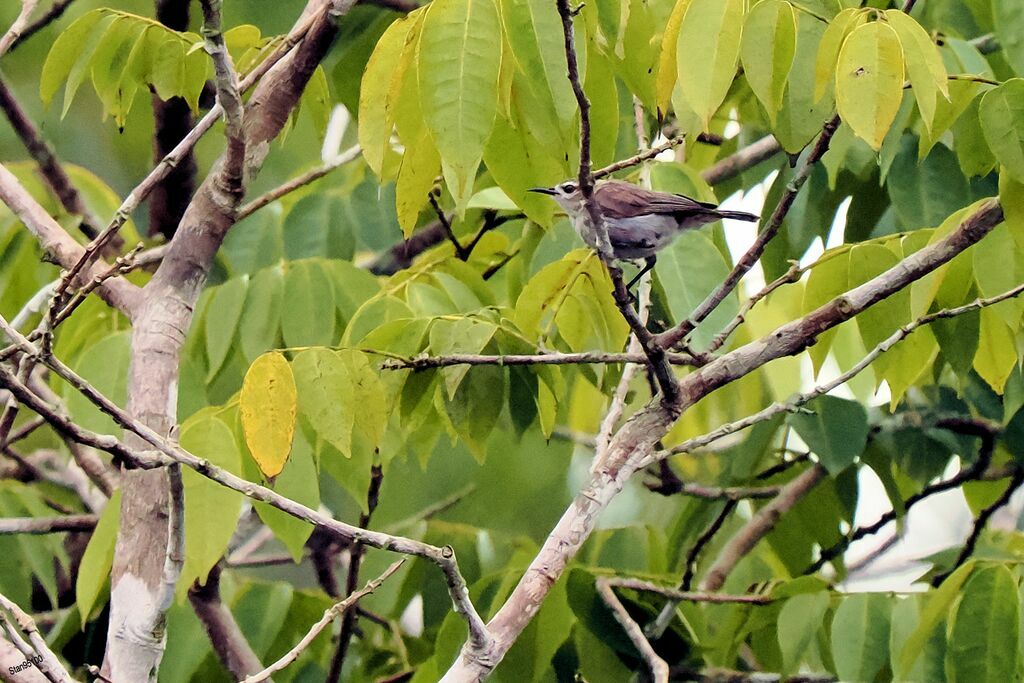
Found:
<box><xmin>529</xmin><ymin>187</ymin><xmax>557</xmax><ymax>195</ymax></box>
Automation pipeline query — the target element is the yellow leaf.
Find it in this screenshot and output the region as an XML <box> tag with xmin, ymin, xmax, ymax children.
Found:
<box><xmin>656</xmin><ymin>0</ymin><xmax>693</xmax><ymax>116</ymax></box>
<box><xmin>836</xmin><ymin>21</ymin><xmax>905</xmax><ymax>150</ymax></box>
<box><xmin>240</xmin><ymin>352</ymin><xmax>297</xmax><ymax>478</ymax></box>
<box><xmin>885</xmin><ymin>10</ymin><xmax>948</xmax><ymax>132</ymax></box>
<box><xmin>974</xmin><ymin>307</ymin><xmax>1017</xmax><ymax>394</ymax></box>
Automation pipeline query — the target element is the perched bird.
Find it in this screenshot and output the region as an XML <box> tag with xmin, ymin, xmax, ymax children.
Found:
<box><xmin>530</xmin><ymin>179</ymin><xmax>759</xmax><ymax>289</ymax></box>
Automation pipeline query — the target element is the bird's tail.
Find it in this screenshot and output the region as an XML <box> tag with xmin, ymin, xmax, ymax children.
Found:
<box><xmin>714</xmin><ymin>209</ymin><xmax>759</xmax><ymax>222</ymax></box>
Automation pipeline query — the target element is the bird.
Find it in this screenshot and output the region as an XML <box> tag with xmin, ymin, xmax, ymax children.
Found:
<box><xmin>530</xmin><ymin>179</ymin><xmax>759</xmax><ymax>290</ymax></box>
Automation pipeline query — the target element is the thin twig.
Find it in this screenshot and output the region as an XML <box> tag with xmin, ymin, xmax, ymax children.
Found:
<box><xmin>241</xmin><ymin>561</ymin><xmax>405</xmax><ymax>683</ymax></box>
<box><xmin>932</xmin><ymin>469</ymin><xmax>1024</xmax><ymax>586</ymax></box>
<box><xmin>236</xmin><ymin>145</ymin><xmax>362</xmax><ymax>221</ymax></box>
<box><xmin>654</xmin><ymin>280</ymin><xmax>1024</xmax><ymax>464</ymax></box>
<box><xmin>0</xmin><ymin>591</ymin><xmax>73</xmax><ymax>683</ymax></box>
<box><xmin>327</xmin><ymin>463</ymin><xmax>384</xmax><ymax>683</ymax></box>
<box><xmin>0</xmin><ymin>314</ymin><xmax>492</xmax><ymax>651</ymax></box>
<box><xmin>806</xmin><ymin>422</ymin><xmax>1001</xmax><ymax>575</ymax></box>
<box><xmin>6</xmin><ymin>0</ymin><xmax>77</xmax><ymax>52</ymax></box>
<box><xmin>0</xmin><ymin>514</ymin><xmax>97</xmax><ymax>535</ymax></box>
<box><xmin>379</xmin><ymin>349</ymin><xmax>698</xmax><ymax>370</ymax></box>
<box><xmin>703</xmin><ymin>262</ymin><xmax>802</xmax><ymax>354</ymax></box>
<box><xmin>0</xmin><ymin>0</ymin><xmax>40</xmax><ymax>58</ymax></box>
<box><xmin>656</xmin><ymin>115</ymin><xmax>842</xmax><ymax>351</ymax></box>
<box><xmin>595</xmin><ymin>577</ymin><xmax>668</xmax><ymax>683</ymax></box>
<box><xmin>555</xmin><ymin>0</ymin><xmax>680</xmax><ymax>405</ymax></box>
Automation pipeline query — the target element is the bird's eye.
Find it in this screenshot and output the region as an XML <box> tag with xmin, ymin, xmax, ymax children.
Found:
<box><xmin>561</xmin><ymin>182</ymin><xmax>577</xmax><ymax>193</ymax></box>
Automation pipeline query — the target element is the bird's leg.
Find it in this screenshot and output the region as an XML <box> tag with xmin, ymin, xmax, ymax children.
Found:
<box><xmin>624</xmin><ymin>255</ymin><xmax>657</xmax><ymax>293</ymax></box>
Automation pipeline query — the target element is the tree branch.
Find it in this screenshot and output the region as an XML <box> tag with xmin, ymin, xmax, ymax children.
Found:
<box><xmin>0</xmin><ymin>0</ymin><xmax>40</xmax><ymax>58</ymax></box>
<box><xmin>236</xmin><ymin>145</ymin><xmax>362</xmax><ymax>221</ymax></box>
<box><xmin>0</xmin><ymin>514</ymin><xmax>97</xmax><ymax>535</ymax></box>
<box><xmin>595</xmin><ymin>577</ymin><xmax>668</xmax><ymax>683</ymax></box>
<box><xmin>656</xmin><ymin>114</ymin><xmax>842</xmax><ymax>351</ymax></box>
<box><xmin>0</xmin><ymin>77</ymin><xmax>108</xmax><ymax>245</ymax></box>
<box><xmin>188</xmin><ymin>564</ymin><xmax>265</xmax><ymax>680</ymax></box>
<box><xmin>378</xmin><ymin>349</ymin><xmax>698</xmax><ymax>370</ymax></box>
<box><xmin>241</xmin><ymin>560</ymin><xmax>404</xmax><ymax>683</ymax></box>
<box><xmin>0</xmin><ymin>592</ymin><xmax>73</xmax><ymax>683</ymax></box>
<box><xmin>0</xmin><ymin>163</ymin><xmax>141</xmax><ymax>317</ymax></box>
<box><xmin>4</xmin><ymin>0</ymin><xmax>76</xmax><ymax>52</ymax></box>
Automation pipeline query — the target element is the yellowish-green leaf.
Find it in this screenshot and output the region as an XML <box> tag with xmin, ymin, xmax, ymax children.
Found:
<box><xmin>240</xmin><ymin>352</ymin><xmax>297</xmax><ymax>478</ymax></box>
<box><xmin>980</xmin><ymin>80</ymin><xmax>1024</xmax><ymax>184</ymax></box>
<box><xmin>974</xmin><ymin>307</ymin><xmax>1017</xmax><ymax>394</ymax></box>
<box><xmin>741</xmin><ymin>0</ymin><xmax>797</xmax><ymax>124</ymax></box>
<box><xmin>75</xmin><ymin>490</ymin><xmax>121</xmax><ymax>623</ymax></box>
<box><xmin>835</xmin><ymin>21</ymin><xmax>905</xmax><ymax>150</ymax></box>
<box><xmin>417</xmin><ymin>0</ymin><xmax>503</xmax><ymax>208</ymax></box>
<box><xmin>1000</xmin><ymin>173</ymin><xmax>1024</xmax><ymax>252</ymax></box>
<box><xmin>803</xmin><ymin>247</ymin><xmax>851</xmax><ymax>376</ymax></box>
<box><xmin>813</xmin><ymin>7</ymin><xmax>865</xmax><ymax>104</ymax></box>
<box><xmin>947</xmin><ymin>565</ymin><xmax>1019</xmax><ymax>683</ymax></box>
<box><xmin>40</xmin><ymin>10</ymin><xmax>105</xmax><ymax>106</ymax></box>
<box><xmin>676</xmin><ymin>0</ymin><xmax>745</xmax><ymax>129</ymax></box>
<box><xmin>775</xmin><ymin>11</ymin><xmax>833</xmax><ymax>153</ymax></box>
<box><xmin>974</xmin><ymin>223</ymin><xmax>1024</xmax><ymax>329</ymax></box>
<box><xmin>359</xmin><ymin>15</ymin><xmax>418</xmax><ymax>177</ymax></box>
<box><xmin>395</xmin><ymin>128</ymin><xmax>441</xmax><ymax>236</ymax></box>
<box><xmin>178</xmin><ymin>413</ymin><xmax>243</xmax><ymax>593</ymax></box>
<box><xmin>499</xmin><ymin>0</ymin><xmax>575</xmax><ymax>147</ymax></box>
<box><xmin>885</xmin><ymin>10</ymin><xmax>948</xmax><ymax>132</ymax></box>
<box><xmin>656</xmin><ymin>0</ymin><xmax>692</xmax><ymax>116</ymax></box>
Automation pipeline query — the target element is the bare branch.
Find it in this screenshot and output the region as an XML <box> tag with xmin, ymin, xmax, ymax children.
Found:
<box><xmin>236</xmin><ymin>145</ymin><xmax>362</xmax><ymax>221</ymax></box>
<box><xmin>188</xmin><ymin>565</ymin><xmax>265</xmax><ymax>680</ymax></box>
<box><xmin>0</xmin><ymin>514</ymin><xmax>97</xmax><ymax>535</ymax></box>
<box><xmin>595</xmin><ymin>577</ymin><xmax>668</xmax><ymax>683</ymax></box>
<box><xmin>0</xmin><ymin>163</ymin><xmax>141</xmax><ymax>316</ymax></box>
<box><xmin>327</xmin><ymin>463</ymin><xmax>384</xmax><ymax>682</ymax></box>
<box><xmin>5</xmin><ymin>0</ymin><xmax>77</xmax><ymax>52</ymax></box>
<box><xmin>605</xmin><ymin>577</ymin><xmax>772</xmax><ymax>605</ymax></box>
<box><xmin>0</xmin><ymin>0</ymin><xmax>40</xmax><ymax>58</ymax></box>
<box><xmin>0</xmin><ymin>77</ymin><xmax>108</xmax><ymax>244</ymax></box>
<box><xmin>656</xmin><ymin>114</ymin><xmax>842</xmax><ymax>351</ymax></box>
<box><xmin>0</xmin><ymin>591</ymin><xmax>73</xmax><ymax>683</ymax></box>
<box><xmin>657</xmin><ymin>273</ymin><xmax>1024</xmax><ymax>463</ymax></box>
<box><xmin>241</xmin><ymin>560</ymin><xmax>405</xmax><ymax>683</ymax></box>
<box><xmin>703</xmin><ymin>262</ymin><xmax>802</xmax><ymax>354</ymax></box>
<box><xmin>701</xmin><ymin>464</ymin><xmax>828</xmax><ymax>592</ymax></box>
<box><xmin>699</xmin><ymin>135</ymin><xmax>783</xmax><ymax>187</ymax></box>
<box><xmin>379</xmin><ymin>349</ymin><xmax>698</xmax><ymax>370</ymax></box>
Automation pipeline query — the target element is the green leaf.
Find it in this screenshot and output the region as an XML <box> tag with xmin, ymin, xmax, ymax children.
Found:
<box><xmin>1001</xmin><ymin>173</ymin><xmax>1024</xmax><ymax>253</ymax></box>
<box><xmin>360</xmin><ymin>14</ymin><xmax>419</xmax><ymax>177</ymax></box>
<box><xmin>897</xmin><ymin>560</ymin><xmax>976</xmax><ymax>678</ymax></box>
<box><xmin>396</xmin><ymin>129</ymin><xmax>442</xmax><ymax>236</ymax></box>
<box><xmin>974</xmin><ymin>307</ymin><xmax>1017</xmax><ymax>394</ymax></box>
<box><xmin>803</xmin><ymin>248</ymin><xmax>851</xmax><ymax>375</ymax></box>
<box><xmin>813</xmin><ymin>7</ymin><xmax>865</xmax><ymax>104</ymax></box>
<box><xmin>741</xmin><ymin>0</ymin><xmax>797</xmax><ymax>124</ymax></box>
<box><xmin>240</xmin><ymin>352</ymin><xmax>297</xmax><ymax>478</ymax></box>
<box><xmin>204</xmin><ymin>276</ymin><xmax>248</xmax><ymax>381</ymax></box>
<box><xmin>953</xmin><ymin>96</ymin><xmax>998</xmax><ymax>178</ymax></box>
<box><xmin>238</xmin><ymin>266</ymin><xmax>284</xmax><ymax>362</ymax></box>
<box><xmin>417</xmin><ymin>0</ymin><xmax>502</xmax><ymax>207</ymax></box>
<box><xmin>89</xmin><ymin>18</ymin><xmax>144</xmax><ymax>126</ymax></box>
<box><xmin>656</xmin><ymin>0</ymin><xmax>692</xmax><ymax>116</ymax></box>
<box><xmin>788</xmin><ymin>395</ymin><xmax>868</xmax><ymax>474</ymax></box>
<box><xmin>776</xmin><ymin>11</ymin><xmax>834</xmax><ymax>153</ymax></box>
<box><xmin>429</xmin><ymin>318</ymin><xmax>497</xmax><ymax>398</ymax></box>
<box><xmin>884</xmin><ymin>10</ymin><xmax>948</xmax><ymax>132</ymax></box>
<box><xmin>947</xmin><ymin>564</ymin><xmax>1019</xmax><ymax>683</ymax></box>
<box><xmin>777</xmin><ymin>590</ymin><xmax>830</xmax><ymax>674</ymax></box>
<box><xmin>252</xmin><ymin>436</ymin><xmax>318</xmax><ymax>561</ymax></box>
<box><xmin>676</xmin><ymin>0</ymin><xmax>745</xmax><ymax>128</ymax></box>
<box><xmin>65</xmin><ymin>331</ymin><xmax>130</xmax><ymax>437</ymax></box>
<box><xmin>993</xmin><ymin>0</ymin><xmax>1024</xmax><ymax>78</ymax></box>
<box><xmin>76</xmin><ymin>490</ymin><xmax>121</xmax><ymax>623</ymax></box>
<box><xmin>835</xmin><ymin>21</ymin><xmax>905</xmax><ymax>150</ymax></box>
<box><xmin>40</xmin><ymin>10</ymin><xmax>105</xmax><ymax>106</ymax></box>
<box><xmin>282</xmin><ymin>193</ymin><xmax>356</xmax><ymax>261</ymax></box>
<box><xmin>980</xmin><ymin>79</ymin><xmax>1024</xmax><ymax>184</ymax></box>
<box><xmin>655</xmin><ymin>230</ymin><xmax>739</xmax><ymax>349</ymax></box>
<box><xmin>887</xmin><ymin>135</ymin><xmax>971</xmax><ymax>230</ymax></box>
<box><xmin>974</xmin><ymin>223</ymin><xmax>1024</xmax><ymax>329</ymax></box>
<box><xmin>178</xmin><ymin>413</ymin><xmax>244</xmax><ymax>593</ymax></box>
<box><xmin>499</xmin><ymin>0</ymin><xmax>575</xmax><ymax>148</ymax></box>
<box><xmin>831</xmin><ymin>593</ymin><xmax>892</xmax><ymax>682</ymax></box>
<box><xmin>281</xmin><ymin>260</ymin><xmax>336</xmax><ymax>348</ymax></box>
<box><xmin>484</xmin><ymin>108</ymin><xmax>562</xmax><ymax>226</ymax></box>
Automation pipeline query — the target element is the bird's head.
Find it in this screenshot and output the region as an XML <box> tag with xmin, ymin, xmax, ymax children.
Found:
<box><xmin>529</xmin><ymin>180</ymin><xmax>583</xmax><ymax>214</ymax></box>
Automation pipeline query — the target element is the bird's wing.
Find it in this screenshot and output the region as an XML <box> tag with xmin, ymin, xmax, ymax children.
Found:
<box><xmin>595</xmin><ymin>180</ymin><xmax>718</xmax><ymax>219</ymax></box>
